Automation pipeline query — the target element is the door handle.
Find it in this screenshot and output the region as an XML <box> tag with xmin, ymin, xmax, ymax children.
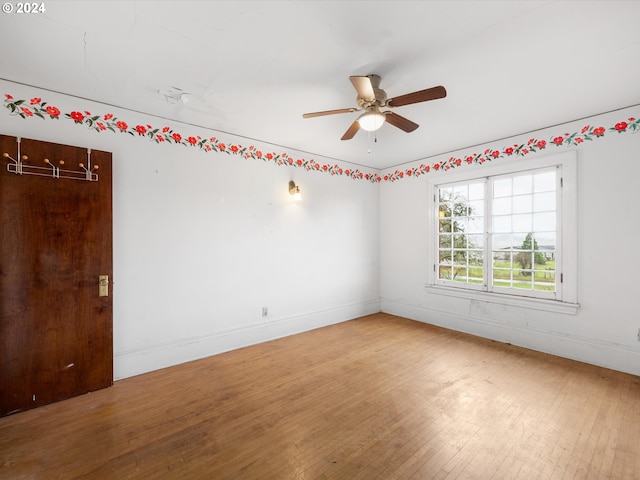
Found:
<box><xmin>99</xmin><ymin>275</ymin><xmax>109</xmax><ymax>297</ymax></box>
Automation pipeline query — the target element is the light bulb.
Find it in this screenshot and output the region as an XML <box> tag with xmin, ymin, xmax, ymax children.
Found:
<box><xmin>357</xmin><ymin>111</ymin><xmax>385</xmax><ymax>131</ymax></box>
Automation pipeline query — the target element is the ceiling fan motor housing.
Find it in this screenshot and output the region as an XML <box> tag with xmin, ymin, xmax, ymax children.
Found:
<box><xmin>356</xmin><ymin>74</ymin><xmax>387</xmax><ymax>109</ymax></box>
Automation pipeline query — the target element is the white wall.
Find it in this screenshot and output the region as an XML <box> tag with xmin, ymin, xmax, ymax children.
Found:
<box><xmin>0</xmin><ymin>81</ymin><xmax>380</xmax><ymax>379</ymax></box>
<box><xmin>3</xmin><ymin>79</ymin><xmax>639</xmax><ymax>379</ymax></box>
<box><xmin>380</xmin><ymin>106</ymin><xmax>640</xmax><ymax>376</ymax></box>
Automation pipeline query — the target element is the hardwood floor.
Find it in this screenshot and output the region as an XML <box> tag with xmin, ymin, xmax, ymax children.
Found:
<box><xmin>1</xmin><ymin>313</ymin><xmax>639</xmax><ymax>479</ymax></box>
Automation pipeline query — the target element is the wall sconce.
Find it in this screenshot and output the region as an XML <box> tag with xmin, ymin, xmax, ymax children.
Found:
<box><xmin>289</xmin><ymin>180</ymin><xmax>302</xmax><ymax>201</ymax></box>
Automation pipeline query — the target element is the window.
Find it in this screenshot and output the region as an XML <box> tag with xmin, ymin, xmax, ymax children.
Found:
<box><xmin>428</xmin><ymin>151</ymin><xmax>577</xmax><ymax>310</ymax></box>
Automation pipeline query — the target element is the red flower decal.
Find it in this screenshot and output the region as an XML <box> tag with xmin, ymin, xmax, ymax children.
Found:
<box><xmin>156</xmin><ymin>135</ymin><xmax>165</xmax><ymax>142</ymax></box>
<box><xmin>103</xmin><ymin>113</ymin><xmax>113</xmax><ymax>120</ymax></box>
<box><xmin>491</xmin><ymin>150</ymin><xmax>500</xmax><ymax>158</ymax></box>
<box><xmin>172</xmin><ymin>133</ymin><xmax>182</xmax><ymax>142</ymax></box>
<box><xmin>135</xmin><ymin>125</ymin><xmax>147</xmax><ymax>135</ymax></box>
<box><xmin>30</xmin><ymin>97</ymin><xmax>41</xmax><ymax>105</ymax></box>
<box><xmin>552</xmin><ymin>136</ymin><xmax>564</xmax><ymax>145</ymax></box>
<box><xmin>230</xmin><ymin>144</ymin><xmax>238</xmax><ymax>152</ymax></box>
<box><xmin>266</xmin><ymin>153</ymin><xmax>273</xmax><ymax>160</ymax></box>
<box><xmin>536</xmin><ymin>140</ymin><xmax>547</xmax><ymax>149</ymax></box>
<box><xmin>504</xmin><ymin>147</ymin><xmax>514</xmax><ymax>155</ymax></box>
<box><xmin>21</xmin><ymin>107</ymin><xmax>33</xmax><ymax>117</ymax></box>
<box><xmin>70</xmin><ymin>111</ymin><xmax>84</xmax><ymax>122</ymax></box>
<box><xmin>188</xmin><ymin>137</ymin><xmax>197</xmax><ymax>145</ymax></box>
<box><xmin>219</xmin><ymin>143</ymin><xmax>226</xmax><ymax>150</ymax></box>
<box><xmin>5</xmin><ymin>94</ymin><xmax>13</xmax><ymax>100</ymax></box>
<box><xmin>46</xmin><ymin>106</ymin><xmax>60</xmax><ymax>117</ymax></box>
<box><xmin>256</xmin><ymin>151</ymin><xmax>262</xmax><ymax>158</ymax></box>
<box><xmin>614</xmin><ymin>122</ymin><xmax>628</xmax><ymax>131</ymax></box>
<box><xmin>97</xmin><ymin>122</ymin><xmax>106</xmax><ymax>131</ymax></box>
<box><xmin>116</xmin><ymin>121</ymin><xmax>128</xmax><ymax>131</ymax></box>
<box><xmin>593</xmin><ymin>127</ymin><xmax>605</xmax><ymax>136</ymax></box>
<box><xmin>162</xmin><ymin>127</ymin><xmax>170</xmax><ymax>133</ymax></box>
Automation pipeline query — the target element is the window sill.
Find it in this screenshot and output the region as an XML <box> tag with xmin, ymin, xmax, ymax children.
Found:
<box><xmin>424</xmin><ymin>284</ymin><xmax>579</xmax><ymax>315</ymax></box>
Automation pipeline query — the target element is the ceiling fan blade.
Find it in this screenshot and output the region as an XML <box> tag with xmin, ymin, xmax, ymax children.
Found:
<box><xmin>387</xmin><ymin>85</ymin><xmax>447</xmax><ymax>108</ymax></box>
<box><xmin>385</xmin><ymin>112</ymin><xmax>419</xmax><ymax>133</ymax></box>
<box><xmin>349</xmin><ymin>76</ymin><xmax>375</xmax><ymax>102</ymax></box>
<box><xmin>303</xmin><ymin>108</ymin><xmax>357</xmax><ymax>118</ymax></box>
<box><xmin>341</xmin><ymin>121</ymin><xmax>360</xmax><ymax>140</ymax></box>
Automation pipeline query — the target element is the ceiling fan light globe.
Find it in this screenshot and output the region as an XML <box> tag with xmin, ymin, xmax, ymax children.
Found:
<box><xmin>357</xmin><ymin>111</ymin><xmax>385</xmax><ymax>132</ymax></box>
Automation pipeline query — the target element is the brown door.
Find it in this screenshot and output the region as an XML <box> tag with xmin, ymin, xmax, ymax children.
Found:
<box><xmin>0</xmin><ymin>134</ymin><xmax>113</xmax><ymax>416</ymax></box>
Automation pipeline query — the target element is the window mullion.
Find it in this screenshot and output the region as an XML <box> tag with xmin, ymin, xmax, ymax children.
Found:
<box><xmin>485</xmin><ymin>177</ymin><xmax>492</xmax><ymax>292</ymax></box>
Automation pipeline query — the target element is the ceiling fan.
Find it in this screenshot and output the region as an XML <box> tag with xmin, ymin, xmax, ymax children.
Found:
<box><xmin>302</xmin><ymin>74</ymin><xmax>447</xmax><ymax>140</ymax></box>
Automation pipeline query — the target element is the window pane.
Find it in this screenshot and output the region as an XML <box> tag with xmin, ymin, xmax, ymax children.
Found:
<box><xmin>513</xmin><ymin>175</ymin><xmax>532</xmax><ymax>194</ymax></box>
<box><xmin>512</xmin><ymin>232</ymin><xmax>528</xmax><ymax>250</ymax></box>
<box><xmin>439</xmin><ymin>219</ymin><xmax>452</xmax><ymax>232</ymax></box>
<box><xmin>439</xmin><ymin>250</ymin><xmax>452</xmax><ymax>264</ymax></box>
<box><xmin>493</xmin><ymin>178</ymin><xmax>512</xmax><ymax>198</ymax></box>
<box><xmin>468</xmin><ymin>182</ymin><xmax>484</xmax><ymax>200</ymax></box>
<box><xmin>533</xmin><ymin>192</ymin><xmax>555</xmax><ymax>212</ymax></box>
<box><xmin>513</xmin><ymin>194</ymin><xmax>532</xmax><ymax>214</ymax></box>
<box><xmin>469</xmin><ymin>266</ymin><xmax>483</xmax><ymax>284</ymax></box>
<box><xmin>468</xmin><ymin>200</ymin><xmax>484</xmax><ymax>216</ymax></box>
<box><xmin>536</xmin><ymin>232</ymin><xmax>556</xmax><ymax>250</ymax></box>
<box><xmin>493</xmin><ymin>215</ymin><xmax>511</xmax><ymax>233</ymax></box>
<box><xmin>468</xmin><ymin>217</ymin><xmax>484</xmax><ymax>234</ymax></box>
<box><xmin>439</xmin><ymin>265</ymin><xmax>453</xmax><ymax>280</ymax></box>
<box><xmin>453</xmin><ymin>185</ymin><xmax>468</xmax><ymax>201</ymax></box>
<box><xmin>513</xmin><ymin>214</ymin><xmax>532</xmax><ymax>233</ymax></box>
<box><xmin>533</xmin><ymin>212</ymin><xmax>555</xmax><ymax>231</ymax></box>
<box><xmin>439</xmin><ymin>186</ymin><xmax>453</xmax><ymax>202</ymax></box>
<box><xmin>439</xmin><ymin>234</ymin><xmax>452</xmax><ymax>248</ymax></box>
<box><xmin>453</xmin><ymin>250</ymin><xmax>467</xmax><ymax>266</ymax></box>
<box><xmin>467</xmin><ymin>234</ymin><xmax>484</xmax><ymax>249</ymax></box>
<box><xmin>534</xmin><ymin>171</ymin><xmax>556</xmax><ymax>192</ymax></box>
<box><xmin>493</xmin><ymin>197</ymin><xmax>511</xmax><ymax>215</ymax></box>
<box><xmin>453</xmin><ymin>267</ymin><xmax>468</xmax><ymax>282</ymax></box>
<box><xmin>469</xmin><ymin>249</ymin><xmax>484</xmax><ymax>264</ymax></box>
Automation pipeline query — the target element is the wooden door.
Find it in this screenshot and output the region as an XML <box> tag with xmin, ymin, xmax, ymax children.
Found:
<box><xmin>0</xmin><ymin>134</ymin><xmax>113</xmax><ymax>416</ymax></box>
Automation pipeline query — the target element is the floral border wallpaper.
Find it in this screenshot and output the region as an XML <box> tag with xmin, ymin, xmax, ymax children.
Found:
<box><xmin>4</xmin><ymin>94</ymin><xmax>639</xmax><ymax>183</ymax></box>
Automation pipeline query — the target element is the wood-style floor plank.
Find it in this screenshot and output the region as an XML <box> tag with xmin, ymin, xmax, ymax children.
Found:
<box><xmin>1</xmin><ymin>313</ymin><xmax>639</xmax><ymax>479</ymax></box>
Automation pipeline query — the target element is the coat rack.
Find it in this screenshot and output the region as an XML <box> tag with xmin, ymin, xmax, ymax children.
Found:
<box><xmin>3</xmin><ymin>137</ymin><xmax>99</xmax><ymax>182</ymax></box>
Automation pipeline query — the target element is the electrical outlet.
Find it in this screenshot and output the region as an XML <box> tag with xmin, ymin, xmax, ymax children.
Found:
<box><xmin>262</xmin><ymin>306</ymin><xmax>268</xmax><ymax>317</ymax></box>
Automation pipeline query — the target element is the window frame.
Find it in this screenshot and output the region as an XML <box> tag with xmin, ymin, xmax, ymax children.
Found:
<box><xmin>425</xmin><ymin>151</ymin><xmax>578</xmax><ymax>314</ymax></box>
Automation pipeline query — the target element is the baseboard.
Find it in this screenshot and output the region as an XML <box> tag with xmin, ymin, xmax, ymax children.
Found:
<box><xmin>114</xmin><ymin>299</ymin><xmax>381</xmax><ymax>380</ymax></box>
<box><xmin>381</xmin><ymin>298</ymin><xmax>640</xmax><ymax>377</ymax></box>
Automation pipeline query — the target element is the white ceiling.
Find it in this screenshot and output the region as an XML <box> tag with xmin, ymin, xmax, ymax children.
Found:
<box><xmin>1</xmin><ymin>1</ymin><xmax>639</xmax><ymax>170</ymax></box>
